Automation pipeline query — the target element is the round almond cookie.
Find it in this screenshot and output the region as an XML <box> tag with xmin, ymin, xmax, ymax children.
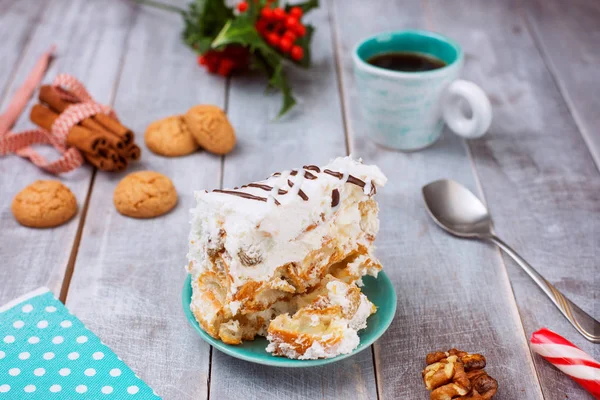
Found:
<box><xmin>144</xmin><ymin>115</ymin><xmax>199</xmax><ymax>157</ymax></box>
<box><xmin>184</xmin><ymin>104</ymin><xmax>236</xmax><ymax>155</ymax></box>
<box><xmin>11</xmin><ymin>180</ymin><xmax>78</xmax><ymax>228</ymax></box>
<box><xmin>113</xmin><ymin>171</ymin><xmax>177</xmax><ymax>218</ymax></box>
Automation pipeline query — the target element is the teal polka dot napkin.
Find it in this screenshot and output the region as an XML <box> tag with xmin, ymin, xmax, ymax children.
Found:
<box><xmin>0</xmin><ymin>288</ymin><xmax>160</xmax><ymax>399</ymax></box>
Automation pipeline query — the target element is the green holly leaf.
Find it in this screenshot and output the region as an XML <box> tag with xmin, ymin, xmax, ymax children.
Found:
<box><xmin>182</xmin><ymin>0</ymin><xmax>234</xmax><ymax>53</ymax></box>
<box><xmin>285</xmin><ymin>0</ymin><xmax>319</xmax><ymax>14</ymax></box>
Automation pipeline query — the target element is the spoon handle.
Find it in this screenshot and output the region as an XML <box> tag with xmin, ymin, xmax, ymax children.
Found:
<box><xmin>489</xmin><ymin>235</ymin><xmax>599</xmax><ymax>343</ymax></box>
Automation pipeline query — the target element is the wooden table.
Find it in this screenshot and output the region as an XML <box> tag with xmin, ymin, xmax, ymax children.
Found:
<box><xmin>1</xmin><ymin>0</ymin><xmax>598</xmax><ymax>398</ymax></box>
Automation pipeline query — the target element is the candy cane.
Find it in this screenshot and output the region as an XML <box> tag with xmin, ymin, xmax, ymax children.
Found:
<box><xmin>531</xmin><ymin>328</ymin><xmax>600</xmax><ymax>399</ymax></box>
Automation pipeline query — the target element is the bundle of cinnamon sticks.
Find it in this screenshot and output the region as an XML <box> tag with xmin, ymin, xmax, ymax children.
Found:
<box><xmin>29</xmin><ymin>85</ymin><xmax>140</xmax><ymax>171</ymax></box>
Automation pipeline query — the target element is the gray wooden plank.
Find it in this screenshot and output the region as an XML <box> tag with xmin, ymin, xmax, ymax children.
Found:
<box><xmin>0</xmin><ymin>0</ymin><xmax>47</xmax><ymax>99</ymax></box>
<box><xmin>426</xmin><ymin>0</ymin><xmax>599</xmax><ymax>398</ymax></box>
<box><xmin>64</xmin><ymin>2</ymin><xmax>223</xmax><ymax>399</ymax></box>
<box><xmin>209</xmin><ymin>2</ymin><xmax>378</xmax><ymax>399</ymax></box>
<box><xmin>0</xmin><ymin>0</ymin><xmax>134</xmax><ymax>304</ymax></box>
<box><xmin>524</xmin><ymin>0</ymin><xmax>600</xmax><ymax>170</ymax></box>
<box><xmin>332</xmin><ymin>0</ymin><xmax>545</xmax><ymax>398</ymax></box>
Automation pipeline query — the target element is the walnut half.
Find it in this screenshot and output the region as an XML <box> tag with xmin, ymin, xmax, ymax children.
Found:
<box><xmin>422</xmin><ymin>349</ymin><xmax>498</xmax><ymax>400</ymax></box>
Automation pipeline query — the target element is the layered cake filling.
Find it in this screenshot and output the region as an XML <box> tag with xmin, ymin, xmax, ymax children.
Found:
<box><xmin>186</xmin><ymin>156</ymin><xmax>386</xmax><ymax>358</ymax></box>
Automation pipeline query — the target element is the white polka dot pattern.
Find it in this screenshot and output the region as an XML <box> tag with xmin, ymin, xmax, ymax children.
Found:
<box><xmin>0</xmin><ymin>288</ymin><xmax>159</xmax><ymax>398</ymax></box>
<box><xmin>76</xmin><ymin>335</ymin><xmax>88</xmax><ymax>344</ymax></box>
<box><xmin>76</xmin><ymin>385</ymin><xmax>87</xmax><ymax>394</ymax></box>
<box><xmin>24</xmin><ymin>384</ymin><xmax>36</xmax><ymax>393</ymax></box>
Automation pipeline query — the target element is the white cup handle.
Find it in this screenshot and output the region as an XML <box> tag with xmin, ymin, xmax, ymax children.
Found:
<box><xmin>442</xmin><ymin>80</ymin><xmax>492</xmax><ymax>139</ymax></box>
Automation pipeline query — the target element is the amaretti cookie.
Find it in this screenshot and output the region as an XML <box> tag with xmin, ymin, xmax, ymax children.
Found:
<box><xmin>11</xmin><ymin>180</ymin><xmax>77</xmax><ymax>228</ymax></box>
<box><xmin>114</xmin><ymin>171</ymin><xmax>177</xmax><ymax>218</ymax></box>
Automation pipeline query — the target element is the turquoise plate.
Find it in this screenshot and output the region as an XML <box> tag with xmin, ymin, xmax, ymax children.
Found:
<box><xmin>182</xmin><ymin>272</ymin><xmax>397</xmax><ymax>367</ymax></box>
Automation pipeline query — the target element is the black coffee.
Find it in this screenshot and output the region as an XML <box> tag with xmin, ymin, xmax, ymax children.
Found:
<box><xmin>367</xmin><ymin>52</ymin><xmax>446</xmax><ymax>72</ymax></box>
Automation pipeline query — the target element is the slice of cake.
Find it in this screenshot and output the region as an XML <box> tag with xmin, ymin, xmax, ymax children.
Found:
<box><xmin>266</xmin><ymin>275</ymin><xmax>376</xmax><ymax>359</ymax></box>
<box><xmin>186</xmin><ymin>156</ymin><xmax>386</xmax><ymax>356</ymax></box>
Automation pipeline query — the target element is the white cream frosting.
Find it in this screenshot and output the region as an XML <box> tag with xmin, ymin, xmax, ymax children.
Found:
<box><xmin>186</xmin><ymin>156</ymin><xmax>387</xmax><ymax>293</ymax></box>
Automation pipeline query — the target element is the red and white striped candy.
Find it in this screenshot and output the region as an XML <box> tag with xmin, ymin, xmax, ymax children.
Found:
<box><xmin>531</xmin><ymin>328</ymin><xmax>600</xmax><ymax>399</ymax></box>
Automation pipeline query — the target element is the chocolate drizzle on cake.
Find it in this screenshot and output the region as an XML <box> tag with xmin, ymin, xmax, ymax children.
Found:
<box><xmin>324</xmin><ymin>169</ymin><xmax>368</xmax><ymax>191</ymax></box>
<box><xmin>247</xmin><ymin>183</ymin><xmax>287</xmax><ymax>195</ymax></box>
<box><xmin>323</xmin><ymin>169</ymin><xmax>343</xmax><ymax>179</ymax></box>
<box><xmin>214</xmin><ymin>164</ymin><xmax>376</xmax><ymax>206</ymax></box>
<box><xmin>304</xmin><ymin>171</ymin><xmax>317</xmax><ymax>180</ymax></box>
<box><xmin>331</xmin><ymin>189</ymin><xmax>340</xmax><ymax>207</ymax></box>
<box><xmin>286</xmin><ymin>179</ymin><xmax>308</xmax><ymax>200</ymax></box>
<box><xmin>303</xmin><ymin>165</ymin><xmax>321</xmax><ymax>173</ymax></box>
<box><xmin>213</xmin><ymin>189</ymin><xmax>280</xmax><ymax>205</ymax></box>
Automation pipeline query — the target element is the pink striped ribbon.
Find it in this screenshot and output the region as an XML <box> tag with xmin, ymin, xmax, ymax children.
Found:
<box><xmin>531</xmin><ymin>328</ymin><xmax>600</xmax><ymax>399</ymax></box>
<box><xmin>0</xmin><ymin>47</ymin><xmax>118</xmax><ymax>174</ymax></box>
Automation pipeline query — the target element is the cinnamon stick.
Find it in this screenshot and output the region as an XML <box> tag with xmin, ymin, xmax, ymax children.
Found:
<box><xmin>125</xmin><ymin>143</ymin><xmax>141</xmax><ymax>161</ymax></box>
<box><xmin>30</xmin><ymin>104</ymin><xmax>108</xmax><ymax>156</ymax></box>
<box><xmin>83</xmin><ymin>152</ymin><xmax>115</xmax><ymax>171</ymax></box>
<box><xmin>113</xmin><ymin>155</ymin><xmax>128</xmax><ymax>172</ymax></box>
<box><xmin>39</xmin><ymin>85</ymin><xmax>134</xmax><ymax>144</ymax></box>
<box><xmin>94</xmin><ymin>113</ymin><xmax>133</xmax><ymax>145</ymax></box>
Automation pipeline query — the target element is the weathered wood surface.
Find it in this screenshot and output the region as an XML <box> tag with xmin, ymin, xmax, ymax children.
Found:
<box><xmin>209</xmin><ymin>2</ymin><xmax>378</xmax><ymax>399</ymax></box>
<box><xmin>333</xmin><ymin>0</ymin><xmax>547</xmax><ymax>398</ymax></box>
<box><xmin>0</xmin><ymin>0</ymin><xmax>132</xmax><ymax>304</ymax></box>
<box><xmin>427</xmin><ymin>0</ymin><xmax>599</xmax><ymax>398</ymax></box>
<box><xmin>524</xmin><ymin>0</ymin><xmax>600</xmax><ymax>169</ymax></box>
<box><xmin>1</xmin><ymin>0</ymin><xmax>599</xmax><ymax>399</ymax></box>
<box><xmin>64</xmin><ymin>2</ymin><xmax>223</xmax><ymax>399</ymax></box>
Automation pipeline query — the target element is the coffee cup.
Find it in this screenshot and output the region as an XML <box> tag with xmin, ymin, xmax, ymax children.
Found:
<box><xmin>353</xmin><ymin>30</ymin><xmax>492</xmax><ymax>151</ymax></box>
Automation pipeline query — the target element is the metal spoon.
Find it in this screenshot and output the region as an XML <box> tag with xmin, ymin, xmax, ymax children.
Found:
<box><xmin>422</xmin><ymin>179</ymin><xmax>599</xmax><ymax>343</ymax></box>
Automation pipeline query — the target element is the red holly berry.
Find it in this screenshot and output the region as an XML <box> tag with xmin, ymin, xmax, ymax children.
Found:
<box><xmin>198</xmin><ymin>55</ymin><xmax>207</xmax><ymax>65</ymax></box>
<box><xmin>267</xmin><ymin>32</ymin><xmax>280</xmax><ymax>47</ymax></box>
<box><xmin>290</xmin><ymin>6</ymin><xmax>303</xmax><ymax>18</ymax></box>
<box><xmin>255</xmin><ymin>19</ymin><xmax>268</xmax><ymax>35</ymax></box>
<box><xmin>290</xmin><ymin>45</ymin><xmax>304</xmax><ymax>61</ymax></box>
<box><xmin>273</xmin><ymin>7</ymin><xmax>285</xmax><ymax>20</ymax></box>
<box><xmin>283</xmin><ymin>30</ymin><xmax>297</xmax><ymax>42</ymax></box>
<box><xmin>285</xmin><ymin>16</ymin><xmax>299</xmax><ymax>30</ymax></box>
<box><xmin>261</xmin><ymin>7</ymin><xmax>273</xmax><ymax>20</ymax></box>
<box><xmin>207</xmin><ymin>61</ymin><xmax>219</xmax><ymax>73</ymax></box>
<box><xmin>295</xmin><ymin>23</ymin><xmax>306</xmax><ymax>37</ymax></box>
<box><xmin>218</xmin><ymin>59</ymin><xmax>235</xmax><ymax>76</ymax></box>
<box><xmin>279</xmin><ymin>37</ymin><xmax>292</xmax><ymax>53</ymax></box>
<box><xmin>237</xmin><ymin>1</ymin><xmax>248</xmax><ymax>12</ymax></box>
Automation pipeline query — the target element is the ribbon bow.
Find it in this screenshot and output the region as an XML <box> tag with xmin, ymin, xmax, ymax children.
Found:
<box><xmin>0</xmin><ymin>47</ymin><xmax>119</xmax><ymax>174</ymax></box>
